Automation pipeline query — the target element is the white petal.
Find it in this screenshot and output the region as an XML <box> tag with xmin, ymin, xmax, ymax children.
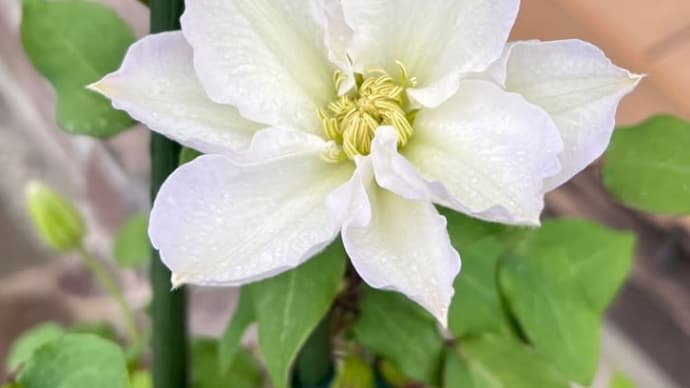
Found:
<box><xmin>181</xmin><ymin>0</ymin><xmax>335</xmax><ymax>132</ymax></box>
<box><xmin>89</xmin><ymin>31</ymin><xmax>261</xmax><ymax>154</ymax></box>
<box><xmin>494</xmin><ymin>40</ymin><xmax>642</xmax><ymax>190</ymax></box>
<box><xmin>311</xmin><ymin>0</ymin><xmax>356</xmax><ymax>95</ymax></box>
<box><xmin>370</xmin><ymin>126</ymin><xmax>434</xmax><ymax>201</ymax></box>
<box><xmin>312</xmin><ymin>0</ymin><xmax>354</xmax><ymax>74</ymax></box>
<box><xmin>342</xmin><ymin>0</ymin><xmax>519</xmax><ymax>107</ymax></box>
<box><xmin>339</xmin><ymin>158</ymin><xmax>460</xmax><ymax>325</ymax></box>
<box><xmin>150</xmin><ymin>153</ymin><xmax>353</xmax><ymax>286</ymax></box>
<box><xmin>231</xmin><ymin>127</ymin><xmax>332</xmax><ymax>165</ymax></box>
<box><xmin>405</xmin><ymin>80</ymin><xmax>563</xmax><ymax>225</ymax></box>
<box><xmin>369</xmin><ymin>126</ymin><xmax>479</xmax><ymax>219</ymax></box>
<box><xmin>326</xmin><ymin>156</ymin><xmax>373</xmax><ymax>228</ymax></box>
<box><xmin>369</xmin><ymin>126</ymin><xmax>499</xmax><ymax>221</ymax></box>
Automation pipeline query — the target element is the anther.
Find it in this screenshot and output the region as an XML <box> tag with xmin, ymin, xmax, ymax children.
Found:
<box><xmin>319</xmin><ymin>63</ymin><xmax>416</xmax><ymax>160</ymax></box>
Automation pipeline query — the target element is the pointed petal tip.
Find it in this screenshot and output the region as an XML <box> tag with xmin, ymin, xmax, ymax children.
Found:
<box><xmin>437</xmin><ymin>313</ymin><xmax>449</xmax><ymax>329</ymax></box>
<box><xmin>430</xmin><ymin>303</ymin><xmax>450</xmax><ymax>328</ymax></box>
<box><xmin>628</xmin><ymin>71</ymin><xmax>646</xmax><ymax>84</ymax></box>
<box><xmin>170</xmin><ymin>272</ymin><xmax>188</xmax><ymax>289</ymax></box>
<box><xmin>618</xmin><ymin>69</ymin><xmax>645</xmax><ymax>89</ymax></box>
<box><xmin>86</xmin><ymin>79</ymin><xmax>108</xmax><ymax>96</ymax></box>
<box><xmin>421</xmin><ymin>293</ymin><xmax>451</xmax><ymax>328</ymax></box>
<box><xmin>86</xmin><ymin>74</ymin><xmax>121</xmax><ymax>98</ymax></box>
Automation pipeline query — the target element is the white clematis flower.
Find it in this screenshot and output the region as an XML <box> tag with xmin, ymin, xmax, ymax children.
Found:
<box><xmin>90</xmin><ymin>0</ymin><xmax>641</xmax><ymax>325</ymax></box>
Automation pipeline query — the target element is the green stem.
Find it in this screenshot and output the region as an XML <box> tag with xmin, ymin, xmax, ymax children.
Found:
<box><xmin>149</xmin><ymin>1</ymin><xmax>186</xmax><ymax>388</ymax></box>
<box><xmin>77</xmin><ymin>246</ymin><xmax>140</xmax><ymax>344</ymax></box>
<box><xmin>295</xmin><ymin>317</ymin><xmax>333</xmax><ymax>387</ymax></box>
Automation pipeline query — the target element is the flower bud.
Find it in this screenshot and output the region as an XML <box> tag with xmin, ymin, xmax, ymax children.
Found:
<box><xmin>379</xmin><ymin>359</ymin><xmax>408</xmax><ymax>387</ymax></box>
<box><xmin>25</xmin><ymin>181</ymin><xmax>85</xmax><ymax>251</ymax></box>
<box><xmin>332</xmin><ymin>356</ymin><xmax>374</xmax><ymax>388</ymax></box>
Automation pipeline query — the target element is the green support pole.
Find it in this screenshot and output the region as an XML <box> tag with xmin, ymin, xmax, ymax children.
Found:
<box><xmin>149</xmin><ymin>1</ymin><xmax>186</xmax><ymax>388</ymax></box>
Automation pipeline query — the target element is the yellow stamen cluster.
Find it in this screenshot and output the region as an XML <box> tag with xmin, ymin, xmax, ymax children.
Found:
<box><xmin>319</xmin><ymin>62</ymin><xmax>417</xmax><ymax>161</ymax></box>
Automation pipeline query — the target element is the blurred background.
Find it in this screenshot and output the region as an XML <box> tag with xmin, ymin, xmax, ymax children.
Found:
<box><xmin>0</xmin><ymin>0</ymin><xmax>688</xmax><ymax>387</ymax></box>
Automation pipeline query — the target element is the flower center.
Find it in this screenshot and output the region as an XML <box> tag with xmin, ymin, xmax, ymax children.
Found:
<box><xmin>319</xmin><ymin>62</ymin><xmax>417</xmax><ymax>161</ymax></box>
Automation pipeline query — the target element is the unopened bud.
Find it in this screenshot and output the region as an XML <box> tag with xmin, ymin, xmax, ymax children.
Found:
<box><xmin>25</xmin><ymin>181</ymin><xmax>85</xmax><ymax>251</ymax></box>
<box><xmin>332</xmin><ymin>356</ymin><xmax>374</xmax><ymax>388</ymax></box>
<box><xmin>380</xmin><ymin>359</ymin><xmax>408</xmax><ymax>388</ymax></box>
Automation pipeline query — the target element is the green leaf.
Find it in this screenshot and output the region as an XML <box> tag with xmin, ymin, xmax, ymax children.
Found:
<box><xmin>179</xmin><ymin>147</ymin><xmax>202</xmax><ymax>165</ymax></box>
<box><xmin>603</xmin><ymin>115</ymin><xmax>690</xmax><ymax>214</ymax></box>
<box><xmin>609</xmin><ymin>371</ymin><xmax>636</xmax><ymax>388</ymax></box>
<box><xmin>219</xmin><ymin>290</ymin><xmax>254</xmax><ymax>372</ymax></box>
<box><xmin>113</xmin><ymin>214</ymin><xmax>151</xmax><ymax>268</ymax></box>
<box><xmin>443</xmin><ymin>348</ymin><xmax>474</xmax><ymax>388</ymax></box>
<box><xmin>17</xmin><ymin>334</ymin><xmax>129</xmax><ymax>388</ymax></box>
<box><xmin>6</xmin><ymin>323</ymin><xmax>64</xmax><ymax>372</ymax></box>
<box><xmin>69</xmin><ymin>321</ymin><xmax>118</xmax><ymax>341</ymax></box>
<box><xmin>460</xmin><ymin>334</ymin><xmax>569</xmax><ymax>388</ymax></box>
<box><xmin>500</xmin><ymin>253</ymin><xmax>600</xmax><ymax>385</ymax></box>
<box><xmin>20</xmin><ymin>0</ymin><xmax>135</xmax><ymax>137</ymax></box>
<box><xmin>192</xmin><ymin>339</ymin><xmax>262</xmax><ymax>388</ymax></box>
<box><xmin>448</xmin><ymin>237</ymin><xmax>511</xmax><ymax>337</ymax></box>
<box><xmin>353</xmin><ymin>288</ymin><xmax>444</xmax><ymax>385</ymax></box>
<box><xmin>441</xmin><ymin>207</ymin><xmax>513</xmax><ymax>247</ymax></box>
<box><xmin>249</xmin><ymin>241</ymin><xmax>347</xmax><ymax>388</ymax></box>
<box><xmin>69</xmin><ymin>321</ymin><xmax>145</xmax><ymax>367</ymax></box>
<box><xmin>497</xmin><ymin>219</ymin><xmax>635</xmax><ymax>384</ymax></box>
<box><xmin>130</xmin><ymin>371</ymin><xmax>152</xmax><ymax>388</ymax></box>
<box><xmin>516</xmin><ymin>219</ymin><xmax>635</xmax><ymax>312</ymax></box>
